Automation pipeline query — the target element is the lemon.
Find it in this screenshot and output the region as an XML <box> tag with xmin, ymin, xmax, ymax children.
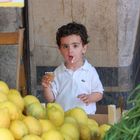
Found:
<box><xmin>10</xmin><ymin>119</ymin><xmax>28</xmax><ymax>139</ymax></box>
<box><xmin>0</xmin><ymin>80</ymin><xmax>9</xmax><ymax>94</ymax></box>
<box><xmin>39</xmin><ymin>119</ymin><xmax>56</xmax><ymax>133</ymax></box>
<box><xmin>0</xmin><ymin>92</ymin><xmax>8</xmax><ymax>102</ymax></box>
<box><xmin>23</xmin><ymin>116</ymin><xmax>42</xmax><ymax>136</ymax></box>
<box><xmin>0</xmin><ymin>101</ymin><xmax>20</xmax><ymax>120</ymax></box>
<box><xmin>42</xmin><ymin>129</ymin><xmax>64</xmax><ymax>140</ymax></box>
<box><xmin>87</xmin><ymin>118</ymin><xmax>100</xmax><ymax>138</ymax></box>
<box><xmin>46</xmin><ymin>102</ymin><xmax>64</xmax><ymax>115</ymax></box>
<box><xmin>19</xmin><ymin>112</ymin><xmax>26</xmax><ymax>120</ymax></box>
<box><xmin>26</xmin><ymin>102</ymin><xmax>46</xmax><ymax>119</ymax></box>
<box><xmin>66</xmin><ymin>107</ymin><xmax>88</xmax><ymax>125</ymax></box>
<box><xmin>99</xmin><ymin>124</ymin><xmax>111</xmax><ymax>139</ymax></box>
<box><xmin>46</xmin><ymin>105</ymin><xmax>64</xmax><ymax>127</ymax></box>
<box><xmin>23</xmin><ymin>95</ymin><xmax>40</xmax><ymax>107</ymax></box>
<box><xmin>64</xmin><ymin>116</ymin><xmax>79</xmax><ymax>128</ymax></box>
<box><xmin>88</xmin><ymin>123</ymin><xmax>99</xmax><ymax>138</ymax></box>
<box><xmin>61</xmin><ymin>133</ymin><xmax>72</xmax><ymax>140</ymax></box>
<box><xmin>60</xmin><ymin>122</ymin><xmax>79</xmax><ymax>140</ymax></box>
<box><xmin>8</xmin><ymin>89</ymin><xmax>25</xmax><ymax>111</ymax></box>
<box><xmin>21</xmin><ymin>134</ymin><xmax>42</xmax><ymax>140</ymax></box>
<box><xmin>0</xmin><ymin>128</ymin><xmax>14</xmax><ymax>140</ymax></box>
<box><xmin>79</xmin><ymin>123</ymin><xmax>91</xmax><ymax>140</ymax></box>
<box><xmin>0</xmin><ymin>107</ymin><xmax>10</xmax><ymax>128</ymax></box>
<box><xmin>87</xmin><ymin>118</ymin><xmax>99</xmax><ymax>127</ymax></box>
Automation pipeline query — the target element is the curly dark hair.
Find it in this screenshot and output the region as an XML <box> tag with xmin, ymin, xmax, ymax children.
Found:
<box><xmin>56</xmin><ymin>22</ymin><xmax>89</xmax><ymax>47</ymax></box>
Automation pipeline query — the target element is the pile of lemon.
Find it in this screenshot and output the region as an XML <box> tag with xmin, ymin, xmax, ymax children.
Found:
<box><xmin>0</xmin><ymin>80</ymin><xmax>111</xmax><ymax>140</ymax></box>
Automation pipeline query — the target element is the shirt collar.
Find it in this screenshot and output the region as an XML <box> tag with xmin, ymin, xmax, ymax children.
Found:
<box><xmin>81</xmin><ymin>59</ymin><xmax>90</xmax><ymax>71</ymax></box>
<box><xmin>61</xmin><ymin>59</ymin><xmax>90</xmax><ymax>72</ymax></box>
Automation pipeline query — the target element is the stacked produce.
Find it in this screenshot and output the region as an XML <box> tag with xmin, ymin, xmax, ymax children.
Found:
<box><xmin>104</xmin><ymin>84</ymin><xmax>140</xmax><ymax>140</ymax></box>
<box><xmin>0</xmin><ymin>80</ymin><xmax>110</xmax><ymax>140</ymax></box>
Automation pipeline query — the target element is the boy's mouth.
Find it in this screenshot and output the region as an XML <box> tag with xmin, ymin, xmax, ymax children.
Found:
<box><xmin>69</xmin><ymin>56</ymin><xmax>74</xmax><ymax>63</ymax></box>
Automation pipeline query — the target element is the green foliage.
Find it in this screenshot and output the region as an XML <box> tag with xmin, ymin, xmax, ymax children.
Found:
<box><xmin>104</xmin><ymin>84</ymin><xmax>140</xmax><ymax>140</ymax></box>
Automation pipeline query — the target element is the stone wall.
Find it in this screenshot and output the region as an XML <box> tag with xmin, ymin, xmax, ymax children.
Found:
<box><xmin>0</xmin><ymin>1</ymin><xmax>140</xmax><ymax>108</ymax></box>
<box><xmin>0</xmin><ymin>8</ymin><xmax>22</xmax><ymax>88</ymax></box>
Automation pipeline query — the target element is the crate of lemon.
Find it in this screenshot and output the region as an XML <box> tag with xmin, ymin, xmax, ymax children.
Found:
<box><xmin>0</xmin><ymin>80</ymin><xmax>119</xmax><ymax>140</ymax></box>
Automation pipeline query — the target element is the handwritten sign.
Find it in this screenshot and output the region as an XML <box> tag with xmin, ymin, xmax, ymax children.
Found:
<box><xmin>0</xmin><ymin>0</ymin><xmax>24</xmax><ymax>7</ymax></box>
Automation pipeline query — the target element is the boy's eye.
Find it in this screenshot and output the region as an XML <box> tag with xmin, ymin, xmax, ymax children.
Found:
<box><xmin>62</xmin><ymin>45</ymin><xmax>68</xmax><ymax>48</ymax></box>
<box><xmin>61</xmin><ymin>42</ymin><xmax>81</xmax><ymax>49</ymax></box>
<box><xmin>73</xmin><ymin>44</ymin><xmax>79</xmax><ymax>48</ymax></box>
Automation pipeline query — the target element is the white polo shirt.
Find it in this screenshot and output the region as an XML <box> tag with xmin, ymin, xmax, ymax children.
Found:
<box><xmin>51</xmin><ymin>60</ymin><xmax>104</xmax><ymax>114</ymax></box>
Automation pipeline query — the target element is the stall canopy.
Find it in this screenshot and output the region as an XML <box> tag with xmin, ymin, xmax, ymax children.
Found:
<box><xmin>0</xmin><ymin>0</ymin><xmax>24</xmax><ymax>7</ymax></box>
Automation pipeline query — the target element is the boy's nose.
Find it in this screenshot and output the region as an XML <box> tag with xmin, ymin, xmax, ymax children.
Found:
<box><xmin>68</xmin><ymin>45</ymin><xmax>73</xmax><ymax>52</ymax></box>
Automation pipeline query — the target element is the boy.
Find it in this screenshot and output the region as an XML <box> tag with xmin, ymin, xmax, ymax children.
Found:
<box><xmin>42</xmin><ymin>22</ymin><xmax>104</xmax><ymax>114</ymax></box>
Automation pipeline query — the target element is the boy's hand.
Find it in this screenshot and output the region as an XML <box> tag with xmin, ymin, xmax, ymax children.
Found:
<box><xmin>41</xmin><ymin>72</ymin><xmax>54</xmax><ymax>88</ymax></box>
<box><xmin>77</xmin><ymin>92</ymin><xmax>103</xmax><ymax>105</ymax></box>
<box><xmin>77</xmin><ymin>94</ymin><xmax>91</xmax><ymax>105</ymax></box>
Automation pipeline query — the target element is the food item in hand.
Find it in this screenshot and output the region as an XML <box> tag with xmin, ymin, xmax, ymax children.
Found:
<box><xmin>45</xmin><ymin>72</ymin><xmax>54</xmax><ymax>82</ymax></box>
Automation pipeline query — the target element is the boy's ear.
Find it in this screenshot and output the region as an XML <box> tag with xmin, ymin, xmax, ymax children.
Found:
<box><xmin>82</xmin><ymin>44</ymin><xmax>88</xmax><ymax>54</ymax></box>
<box><xmin>58</xmin><ymin>46</ymin><xmax>61</xmax><ymax>50</ymax></box>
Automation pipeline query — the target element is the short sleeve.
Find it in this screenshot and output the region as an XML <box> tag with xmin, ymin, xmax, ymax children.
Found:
<box><xmin>91</xmin><ymin>67</ymin><xmax>104</xmax><ymax>93</ymax></box>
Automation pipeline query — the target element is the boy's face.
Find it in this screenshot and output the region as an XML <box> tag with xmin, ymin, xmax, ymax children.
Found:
<box><xmin>59</xmin><ymin>34</ymin><xmax>88</xmax><ymax>65</ymax></box>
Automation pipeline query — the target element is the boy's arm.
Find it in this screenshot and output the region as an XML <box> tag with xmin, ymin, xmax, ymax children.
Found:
<box><xmin>42</xmin><ymin>86</ymin><xmax>55</xmax><ymax>102</ymax></box>
<box><xmin>88</xmin><ymin>92</ymin><xmax>103</xmax><ymax>103</ymax></box>
<box><xmin>42</xmin><ymin>73</ymin><xmax>55</xmax><ymax>102</ymax></box>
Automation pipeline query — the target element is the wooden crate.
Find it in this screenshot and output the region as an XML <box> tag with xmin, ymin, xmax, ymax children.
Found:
<box><xmin>88</xmin><ymin>105</ymin><xmax>122</xmax><ymax>125</ymax></box>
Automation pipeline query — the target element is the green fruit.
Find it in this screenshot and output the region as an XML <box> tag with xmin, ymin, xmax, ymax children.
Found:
<box><xmin>23</xmin><ymin>95</ymin><xmax>40</xmax><ymax>107</ymax></box>
<box><xmin>26</xmin><ymin>102</ymin><xmax>46</xmax><ymax>119</ymax></box>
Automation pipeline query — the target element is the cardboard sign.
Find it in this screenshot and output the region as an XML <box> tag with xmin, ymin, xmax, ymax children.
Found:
<box><xmin>0</xmin><ymin>0</ymin><xmax>24</xmax><ymax>7</ymax></box>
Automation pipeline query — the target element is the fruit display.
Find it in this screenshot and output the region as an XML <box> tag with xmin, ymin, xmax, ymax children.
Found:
<box><xmin>0</xmin><ymin>80</ymin><xmax>111</xmax><ymax>140</ymax></box>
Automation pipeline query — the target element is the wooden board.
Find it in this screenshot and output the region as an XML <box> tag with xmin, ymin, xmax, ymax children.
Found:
<box><xmin>0</xmin><ymin>32</ymin><xmax>19</xmax><ymax>45</ymax></box>
<box><xmin>88</xmin><ymin>105</ymin><xmax>122</xmax><ymax>125</ymax></box>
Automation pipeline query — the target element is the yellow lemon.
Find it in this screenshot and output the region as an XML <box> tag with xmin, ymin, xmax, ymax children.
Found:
<box><xmin>46</xmin><ymin>102</ymin><xmax>64</xmax><ymax>115</ymax></box>
<box><xmin>0</xmin><ymin>128</ymin><xmax>14</xmax><ymax>140</ymax></box>
<box><xmin>0</xmin><ymin>92</ymin><xmax>8</xmax><ymax>102</ymax></box>
<box><xmin>21</xmin><ymin>134</ymin><xmax>42</xmax><ymax>140</ymax></box>
<box><xmin>8</xmin><ymin>89</ymin><xmax>25</xmax><ymax>111</ymax></box>
<box><xmin>19</xmin><ymin>112</ymin><xmax>26</xmax><ymax>120</ymax></box>
<box><xmin>61</xmin><ymin>133</ymin><xmax>73</xmax><ymax>140</ymax></box>
<box><xmin>46</xmin><ymin>105</ymin><xmax>64</xmax><ymax>127</ymax></box>
<box><xmin>87</xmin><ymin>118</ymin><xmax>100</xmax><ymax>139</ymax></box>
<box><xmin>0</xmin><ymin>107</ymin><xmax>10</xmax><ymax>128</ymax></box>
<box><xmin>39</xmin><ymin>119</ymin><xmax>56</xmax><ymax>133</ymax></box>
<box><xmin>87</xmin><ymin>118</ymin><xmax>99</xmax><ymax>127</ymax></box>
<box><xmin>99</xmin><ymin>124</ymin><xmax>111</xmax><ymax>139</ymax></box>
<box><xmin>10</xmin><ymin>119</ymin><xmax>28</xmax><ymax>139</ymax></box>
<box><xmin>66</xmin><ymin>107</ymin><xmax>88</xmax><ymax>125</ymax></box>
<box><xmin>42</xmin><ymin>129</ymin><xmax>64</xmax><ymax>140</ymax></box>
<box><xmin>23</xmin><ymin>116</ymin><xmax>42</xmax><ymax>136</ymax></box>
<box><xmin>60</xmin><ymin>122</ymin><xmax>79</xmax><ymax>140</ymax></box>
<box><xmin>79</xmin><ymin>123</ymin><xmax>91</xmax><ymax>140</ymax></box>
<box><xmin>0</xmin><ymin>101</ymin><xmax>20</xmax><ymax>120</ymax></box>
<box><xmin>23</xmin><ymin>95</ymin><xmax>40</xmax><ymax>107</ymax></box>
<box><xmin>88</xmin><ymin>124</ymin><xmax>99</xmax><ymax>138</ymax></box>
<box><xmin>0</xmin><ymin>80</ymin><xmax>9</xmax><ymax>94</ymax></box>
<box><xmin>64</xmin><ymin>116</ymin><xmax>79</xmax><ymax>128</ymax></box>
